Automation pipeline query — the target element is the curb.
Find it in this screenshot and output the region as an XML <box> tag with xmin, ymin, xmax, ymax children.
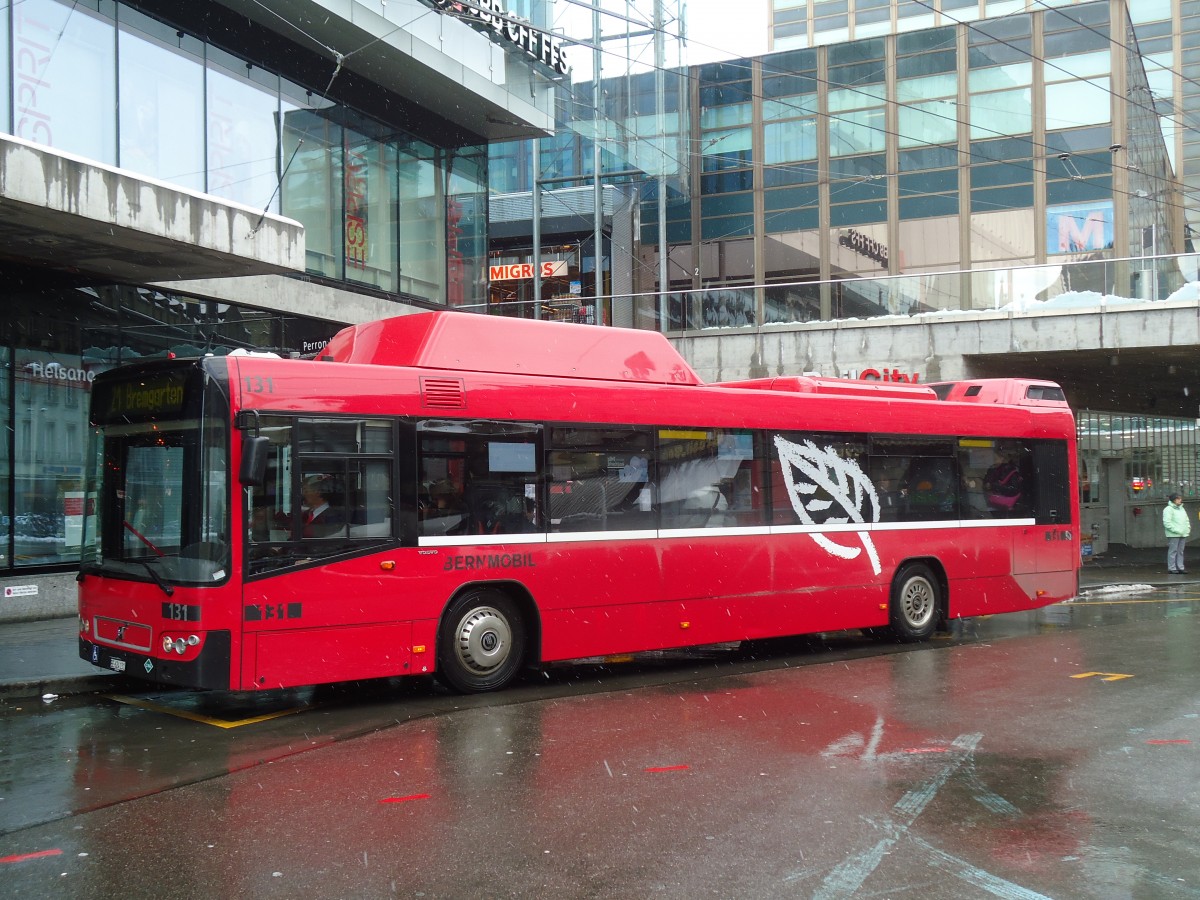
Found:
<box><xmin>0</xmin><ymin>674</ymin><xmax>123</xmax><ymax>702</ymax></box>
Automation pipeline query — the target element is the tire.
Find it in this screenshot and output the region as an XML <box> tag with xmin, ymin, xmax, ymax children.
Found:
<box><xmin>436</xmin><ymin>589</ymin><xmax>526</xmax><ymax>693</ymax></box>
<box><xmin>887</xmin><ymin>563</ymin><xmax>940</xmax><ymax>642</ymax></box>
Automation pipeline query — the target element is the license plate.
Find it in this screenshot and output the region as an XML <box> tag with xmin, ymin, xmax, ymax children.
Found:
<box><xmin>109</xmin><ymin>658</ymin><xmax>126</xmax><ymax>673</ymax></box>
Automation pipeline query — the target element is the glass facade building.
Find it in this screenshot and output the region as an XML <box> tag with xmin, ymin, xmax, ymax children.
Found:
<box><xmin>770</xmin><ymin>0</ymin><xmax>1200</xmax><ymax>241</ymax></box>
<box><xmin>490</xmin><ymin>0</ymin><xmax>1183</xmax><ymax>331</ymax></box>
<box><xmin>665</xmin><ymin>1</ymin><xmax>1179</xmax><ymax>328</ymax></box>
<box><xmin>0</xmin><ymin>0</ymin><xmax>559</xmax><ymax>593</ymax></box>
<box><xmin>6</xmin><ymin>0</ymin><xmax>489</xmax><ymax>307</ymax></box>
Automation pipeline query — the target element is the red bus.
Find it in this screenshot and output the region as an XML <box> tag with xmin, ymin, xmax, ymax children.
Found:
<box><xmin>77</xmin><ymin>312</ymin><xmax>1079</xmax><ymax>693</ymax></box>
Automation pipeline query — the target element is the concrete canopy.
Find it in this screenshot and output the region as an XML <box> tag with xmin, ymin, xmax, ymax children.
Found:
<box><xmin>213</xmin><ymin>0</ymin><xmax>558</xmax><ymax>142</ymax></box>
<box><xmin>0</xmin><ymin>135</ymin><xmax>304</xmax><ymax>283</ymax></box>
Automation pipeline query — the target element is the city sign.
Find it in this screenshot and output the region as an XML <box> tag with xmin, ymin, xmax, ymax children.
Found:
<box><xmin>808</xmin><ymin>366</ymin><xmax>923</xmax><ymax>383</ymax></box>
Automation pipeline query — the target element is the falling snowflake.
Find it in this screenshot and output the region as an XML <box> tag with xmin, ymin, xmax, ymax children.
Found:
<box><xmin>774</xmin><ymin>435</ymin><xmax>881</xmax><ymax>575</ymax></box>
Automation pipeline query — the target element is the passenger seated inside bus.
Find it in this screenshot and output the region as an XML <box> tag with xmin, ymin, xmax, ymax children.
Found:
<box><xmin>420</xmin><ymin>478</ymin><xmax>465</xmax><ymax>535</ymax></box>
<box><xmin>465</xmin><ymin>481</ymin><xmax>528</xmax><ymax>534</ymax></box>
<box><xmin>300</xmin><ymin>474</ymin><xmax>346</xmax><ymax>538</ymax></box>
<box><xmin>900</xmin><ymin>457</ymin><xmax>957</xmax><ymax>519</ymax></box>
<box><xmin>984</xmin><ymin>446</ymin><xmax>1028</xmax><ymax>516</ymax></box>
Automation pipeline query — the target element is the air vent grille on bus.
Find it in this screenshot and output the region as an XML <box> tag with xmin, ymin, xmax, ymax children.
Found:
<box><xmin>421</xmin><ymin>377</ymin><xmax>466</xmax><ymax>408</ymax></box>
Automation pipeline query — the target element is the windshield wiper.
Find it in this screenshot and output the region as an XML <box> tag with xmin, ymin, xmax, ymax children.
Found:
<box><xmin>135</xmin><ymin>559</ymin><xmax>174</xmax><ymax>597</ymax></box>
<box><xmin>124</xmin><ymin>520</ymin><xmax>165</xmax><ymax>557</ymax></box>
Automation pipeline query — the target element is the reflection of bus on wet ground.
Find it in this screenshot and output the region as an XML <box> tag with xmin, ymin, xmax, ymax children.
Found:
<box><xmin>77</xmin><ymin>312</ymin><xmax>1079</xmax><ymax>695</ymax></box>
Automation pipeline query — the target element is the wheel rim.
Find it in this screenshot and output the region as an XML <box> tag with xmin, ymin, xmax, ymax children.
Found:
<box><xmin>899</xmin><ymin>575</ymin><xmax>936</xmax><ymax>629</ymax></box>
<box><xmin>453</xmin><ymin>606</ymin><xmax>512</xmax><ymax>675</ymax></box>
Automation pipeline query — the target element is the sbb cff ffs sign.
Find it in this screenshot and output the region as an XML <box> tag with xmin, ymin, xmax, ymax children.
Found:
<box><xmin>430</xmin><ymin>0</ymin><xmax>570</xmax><ymax>76</ymax></box>
<box><xmin>489</xmin><ymin>261</ymin><xmax>568</xmax><ymax>282</ymax></box>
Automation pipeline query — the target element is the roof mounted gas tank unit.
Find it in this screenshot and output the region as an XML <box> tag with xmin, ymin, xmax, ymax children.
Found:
<box><xmin>926</xmin><ymin>379</ymin><xmax>1069</xmax><ymax>407</ymax></box>
<box><xmin>713</xmin><ymin>375</ymin><xmax>938</xmax><ymax>401</ymax></box>
<box><xmin>321</xmin><ymin>311</ymin><xmax>703</xmax><ymax>386</ymax></box>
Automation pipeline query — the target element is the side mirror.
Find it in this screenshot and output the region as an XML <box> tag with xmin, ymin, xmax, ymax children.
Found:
<box><xmin>239</xmin><ymin>435</ymin><xmax>270</xmax><ymax>487</ymax></box>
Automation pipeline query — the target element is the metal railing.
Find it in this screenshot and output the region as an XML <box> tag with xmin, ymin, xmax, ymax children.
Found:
<box><xmin>461</xmin><ymin>251</ymin><xmax>1200</xmax><ymax>332</ymax></box>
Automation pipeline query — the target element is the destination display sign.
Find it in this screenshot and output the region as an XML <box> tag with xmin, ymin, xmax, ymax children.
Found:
<box><xmin>91</xmin><ymin>370</ymin><xmax>191</xmax><ymax>424</ymax></box>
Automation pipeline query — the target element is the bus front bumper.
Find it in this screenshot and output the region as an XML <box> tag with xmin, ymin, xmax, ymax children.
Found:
<box><xmin>80</xmin><ymin>632</ymin><xmax>231</xmax><ymax>691</ymax></box>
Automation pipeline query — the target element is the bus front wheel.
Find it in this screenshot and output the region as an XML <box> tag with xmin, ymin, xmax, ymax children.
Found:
<box><xmin>887</xmin><ymin>563</ymin><xmax>940</xmax><ymax>642</ymax></box>
<box><xmin>436</xmin><ymin>589</ymin><xmax>526</xmax><ymax>693</ymax></box>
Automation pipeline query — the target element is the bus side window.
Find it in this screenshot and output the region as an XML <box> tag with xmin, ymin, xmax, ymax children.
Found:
<box><xmin>869</xmin><ymin>437</ymin><xmax>958</xmax><ymax>523</ymax></box>
<box><xmin>772</xmin><ymin>432</ymin><xmax>870</xmax><ymax>525</ymax></box>
<box><xmin>248</xmin><ymin>417</ymin><xmax>294</xmax><ymax>550</ymax></box>
<box><xmin>548</xmin><ymin>426</ymin><xmax>654</xmax><ymax>532</ymax></box>
<box><xmin>870</xmin><ymin>466</ymin><xmax>907</xmax><ymax>522</ymax></box>
<box><xmin>659</xmin><ymin>429</ymin><xmax>759</xmax><ymax>528</ymax></box>
<box><xmin>346</xmin><ymin>460</ymin><xmax>393</xmax><ymax>538</ymax></box>
<box><xmin>900</xmin><ymin>456</ymin><xmax>958</xmax><ymax>520</ymax></box>
<box><xmin>418</xmin><ymin>421</ymin><xmax>541</xmax><ymax>537</ymax></box>
<box><xmin>247</xmin><ymin>417</ymin><xmax>398</xmax><ymax>574</ymax></box>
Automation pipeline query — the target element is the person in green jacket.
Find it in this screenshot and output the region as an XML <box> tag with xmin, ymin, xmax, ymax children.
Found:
<box><xmin>1163</xmin><ymin>493</ymin><xmax>1191</xmax><ymax>574</ymax></box>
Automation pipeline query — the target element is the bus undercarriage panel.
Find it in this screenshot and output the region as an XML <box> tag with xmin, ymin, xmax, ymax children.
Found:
<box><xmin>248</xmin><ymin>623</ymin><xmax>413</xmax><ymax>690</ymax></box>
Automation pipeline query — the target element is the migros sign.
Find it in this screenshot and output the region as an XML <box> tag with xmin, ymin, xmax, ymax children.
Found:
<box><xmin>489</xmin><ymin>261</ymin><xmax>568</xmax><ymax>281</ymax></box>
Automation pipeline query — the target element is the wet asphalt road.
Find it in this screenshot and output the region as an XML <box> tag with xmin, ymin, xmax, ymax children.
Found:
<box><xmin>1</xmin><ymin>587</ymin><xmax>1198</xmax><ymax>899</ymax></box>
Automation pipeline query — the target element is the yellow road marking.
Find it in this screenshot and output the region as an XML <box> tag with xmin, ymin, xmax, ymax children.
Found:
<box><xmin>104</xmin><ymin>694</ymin><xmax>311</xmax><ymax>728</ymax></box>
<box><xmin>1070</xmin><ymin>672</ymin><xmax>1134</xmax><ymax>681</ymax></box>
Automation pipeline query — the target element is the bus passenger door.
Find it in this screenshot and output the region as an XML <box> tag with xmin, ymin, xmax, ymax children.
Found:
<box><xmin>1016</xmin><ymin>441</ymin><xmax>1076</xmax><ymax>577</ymax></box>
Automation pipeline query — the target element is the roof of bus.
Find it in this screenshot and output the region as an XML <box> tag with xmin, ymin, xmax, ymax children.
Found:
<box><xmin>227</xmin><ymin>355</ymin><xmax>1074</xmax><ymax>443</ymax></box>
<box><xmin>322</xmin><ymin>311</ymin><xmax>703</xmax><ymax>386</ymax></box>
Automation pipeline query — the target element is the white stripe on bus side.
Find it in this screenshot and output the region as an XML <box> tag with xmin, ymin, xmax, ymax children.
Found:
<box><xmin>415</xmin><ymin>518</ymin><xmax>1039</xmax><ymax>548</ymax></box>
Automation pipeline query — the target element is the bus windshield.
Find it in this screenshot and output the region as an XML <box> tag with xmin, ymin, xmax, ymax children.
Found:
<box><xmin>81</xmin><ymin>362</ymin><xmax>231</xmax><ymax>587</ymax></box>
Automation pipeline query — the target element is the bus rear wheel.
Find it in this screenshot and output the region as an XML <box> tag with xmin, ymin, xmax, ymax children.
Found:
<box><xmin>437</xmin><ymin>589</ymin><xmax>526</xmax><ymax>693</ymax></box>
<box><xmin>887</xmin><ymin>563</ymin><xmax>940</xmax><ymax>642</ymax></box>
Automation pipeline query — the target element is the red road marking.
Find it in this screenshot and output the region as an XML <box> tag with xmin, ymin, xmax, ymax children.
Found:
<box><xmin>0</xmin><ymin>849</ymin><xmax>63</xmax><ymax>864</ymax></box>
<box><xmin>380</xmin><ymin>793</ymin><xmax>431</xmax><ymax>804</ymax></box>
<box><xmin>644</xmin><ymin>765</ymin><xmax>690</xmax><ymax>772</ymax></box>
<box><xmin>1145</xmin><ymin>739</ymin><xmax>1192</xmax><ymax>745</ymax></box>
